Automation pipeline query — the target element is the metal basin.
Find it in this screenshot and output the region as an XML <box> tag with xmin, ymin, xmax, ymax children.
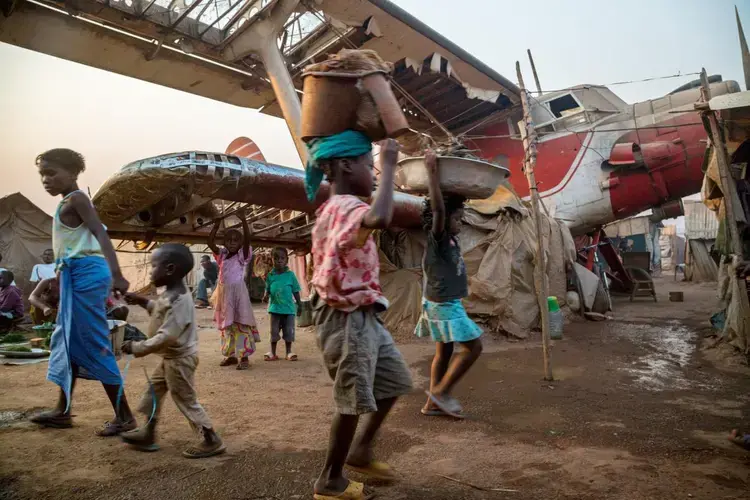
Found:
<box><xmin>395</xmin><ymin>156</ymin><xmax>510</xmax><ymax>199</ymax></box>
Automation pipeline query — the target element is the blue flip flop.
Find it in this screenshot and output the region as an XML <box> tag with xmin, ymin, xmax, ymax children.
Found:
<box><xmin>425</xmin><ymin>391</ymin><xmax>464</xmax><ymax>419</ymax></box>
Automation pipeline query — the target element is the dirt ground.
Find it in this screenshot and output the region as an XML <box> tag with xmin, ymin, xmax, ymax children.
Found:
<box><xmin>1</xmin><ymin>277</ymin><xmax>749</xmax><ymax>499</ymax></box>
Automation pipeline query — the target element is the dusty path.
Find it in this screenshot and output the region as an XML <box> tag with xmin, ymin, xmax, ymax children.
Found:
<box><xmin>1</xmin><ymin>278</ymin><xmax>748</xmax><ymax>499</ymax></box>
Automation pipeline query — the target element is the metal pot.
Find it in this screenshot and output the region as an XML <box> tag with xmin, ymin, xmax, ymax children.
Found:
<box><xmin>395</xmin><ymin>156</ymin><xmax>510</xmax><ymax>199</ymax></box>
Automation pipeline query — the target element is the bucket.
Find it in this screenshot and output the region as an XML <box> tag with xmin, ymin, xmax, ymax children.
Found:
<box><xmin>301</xmin><ymin>71</ymin><xmax>409</xmax><ymax>143</ymax></box>
<box><xmin>669</xmin><ymin>291</ymin><xmax>684</xmax><ymax>302</ymax></box>
<box><xmin>297</xmin><ymin>299</ymin><xmax>313</xmax><ymax>327</ymax></box>
<box><xmin>301</xmin><ymin>75</ymin><xmax>361</xmax><ymax>142</ymax></box>
<box><xmin>109</xmin><ymin>324</ymin><xmax>125</xmax><ymax>360</ymax></box>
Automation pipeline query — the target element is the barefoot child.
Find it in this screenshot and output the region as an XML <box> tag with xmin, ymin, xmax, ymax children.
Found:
<box><xmin>416</xmin><ymin>150</ymin><xmax>483</xmax><ymax>419</ymax></box>
<box><xmin>120</xmin><ymin>244</ymin><xmax>225</xmax><ymax>458</ymax></box>
<box><xmin>31</xmin><ymin>148</ymin><xmax>136</xmax><ymax>435</ymax></box>
<box><xmin>263</xmin><ymin>247</ymin><xmax>302</xmax><ymax>361</ymax></box>
<box><xmin>306</xmin><ymin>132</ymin><xmax>413</xmax><ymax>499</ymax></box>
<box><xmin>208</xmin><ymin>207</ymin><xmax>259</xmax><ymax>370</ymax></box>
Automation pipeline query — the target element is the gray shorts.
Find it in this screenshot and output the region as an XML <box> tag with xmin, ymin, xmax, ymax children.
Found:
<box><xmin>313</xmin><ymin>298</ymin><xmax>413</xmax><ymax>415</ymax></box>
<box><xmin>270</xmin><ymin>313</ymin><xmax>295</xmax><ymax>343</ymax></box>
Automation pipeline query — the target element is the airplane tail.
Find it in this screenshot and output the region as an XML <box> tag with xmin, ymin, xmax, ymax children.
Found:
<box><xmin>226</xmin><ymin>136</ymin><xmax>267</xmax><ymax>161</ymax></box>
<box><xmin>738</xmin><ymin>6</ymin><xmax>750</xmax><ymax>90</ymax></box>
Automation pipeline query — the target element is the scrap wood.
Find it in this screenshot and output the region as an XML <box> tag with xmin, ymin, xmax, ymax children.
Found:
<box><xmin>436</xmin><ymin>474</ymin><xmax>519</xmax><ymax>493</ymax></box>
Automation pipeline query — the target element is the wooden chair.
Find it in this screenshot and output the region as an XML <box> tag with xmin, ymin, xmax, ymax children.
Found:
<box><xmin>625</xmin><ymin>266</ymin><xmax>657</xmax><ymax>302</ymax></box>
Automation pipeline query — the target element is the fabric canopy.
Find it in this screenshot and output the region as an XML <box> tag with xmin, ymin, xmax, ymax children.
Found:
<box><xmin>0</xmin><ymin>193</ymin><xmax>53</xmax><ymax>296</ymax></box>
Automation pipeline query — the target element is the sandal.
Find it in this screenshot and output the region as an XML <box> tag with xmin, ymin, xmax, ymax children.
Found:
<box><xmin>313</xmin><ymin>480</ymin><xmax>369</xmax><ymax>500</ymax></box>
<box><xmin>96</xmin><ymin>419</ymin><xmax>137</xmax><ymax>437</ymax></box>
<box><xmin>236</xmin><ymin>357</ymin><xmax>250</xmax><ymax>370</ymax></box>
<box><xmin>263</xmin><ymin>353</ymin><xmax>279</xmax><ymax>361</ymax></box>
<box><xmin>286</xmin><ymin>353</ymin><xmax>298</xmax><ymax>361</ymax></box>
<box><xmin>728</xmin><ymin>429</ymin><xmax>750</xmax><ymax>451</ymax></box>
<box><xmin>420</xmin><ymin>407</ymin><xmax>446</xmax><ymax>417</ymax></box>
<box><xmin>182</xmin><ymin>439</ymin><xmax>227</xmax><ymax>459</ymax></box>
<box><xmin>346</xmin><ymin>460</ymin><xmax>396</xmax><ymax>482</ymax></box>
<box><xmin>425</xmin><ymin>391</ymin><xmax>464</xmax><ymax>419</ymax></box>
<box><xmin>219</xmin><ymin>356</ymin><xmax>238</xmax><ymax>366</ymax></box>
<box><xmin>30</xmin><ymin>411</ymin><xmax>73</xmax><ymax>429</ymax></box>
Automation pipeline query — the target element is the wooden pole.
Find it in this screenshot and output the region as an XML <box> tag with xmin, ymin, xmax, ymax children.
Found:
<box><xmin>527</xmin><ymin>49</ymin><xmax>543</xmax><ymax>95</ymax></box>
<box><xmin>516</xmin><ymin>61</ymin><xmax>553</xmax><ymax>381</ymax></box>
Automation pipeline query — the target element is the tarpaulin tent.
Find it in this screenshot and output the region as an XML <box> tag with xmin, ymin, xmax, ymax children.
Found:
<box><xmin>0</xmin><ymin>193</ymin><xmax>53</xmax><ymax>297</ymax></box>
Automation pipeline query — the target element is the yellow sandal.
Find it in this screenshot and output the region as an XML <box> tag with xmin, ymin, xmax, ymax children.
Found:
<box><xmin>345</xmin><ymin>461</ymin><xmax>396</xmax><ymax>481</ymax></box>
<box><xmin>313</xmin><ymin>480</ymin><xmax>366</xmax><ymax>499</ymax></box>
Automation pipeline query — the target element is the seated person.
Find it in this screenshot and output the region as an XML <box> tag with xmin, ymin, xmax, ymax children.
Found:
<box><xmin>0</xmin><ymin>270</ymin><xmax>23</xmax><ymax>330</ymax></box>
<box><xmin>0</xmin><ymin>252</ymin><xmax>16</xmax><ymax>286</ymax></box>
<box><xmin>29</xmin><ymin>276</ymin><xmax>60</xmax><ymax>325</ymax></box>
<box><xmin>30</xmin><ymin>249</ymin><xmax>56</xmax><ymax>284</ymax></box>
<box><xmin>195</xmin><ymin>255</ymin><xmax>218</xmax><ymax>308</ymax></box>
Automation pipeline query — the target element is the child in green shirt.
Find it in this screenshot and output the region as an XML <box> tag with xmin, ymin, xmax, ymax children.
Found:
<box><xmin>263</xmin><ymin>247</ymin><xmax>302</xmax><ymax>361</ymax></box>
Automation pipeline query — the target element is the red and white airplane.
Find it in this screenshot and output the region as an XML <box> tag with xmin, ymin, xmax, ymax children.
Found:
<box><xmin>467</xmin><ymin>78</ymin><xmax>740</xmax><ymax>234</ymax></box>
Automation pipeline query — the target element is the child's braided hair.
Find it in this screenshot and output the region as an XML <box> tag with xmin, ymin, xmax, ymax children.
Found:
<box><xmin>421</xmin><ymin>194</ymin><xmax>466</xmax><ymax>232</ymax></box>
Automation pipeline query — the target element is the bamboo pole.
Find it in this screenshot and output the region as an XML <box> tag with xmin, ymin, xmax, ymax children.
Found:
<box><xmin>516</xmin><ymin>61</ymin><xmax>553</xmax><ymax>381</ymax></box>
<box><xmin>527</xmin><ymin>49</ymin><xmax>542</xmax><ymax>95</ymax></box>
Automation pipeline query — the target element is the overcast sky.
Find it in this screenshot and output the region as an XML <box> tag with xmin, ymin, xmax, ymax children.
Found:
<box><xmin>0</xmin><ymin>0</ymin><xmax>747</xmax><ymax>215</ymax></box>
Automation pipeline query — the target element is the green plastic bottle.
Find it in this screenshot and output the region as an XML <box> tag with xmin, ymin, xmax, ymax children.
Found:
<box><xmin>547</xmin><ymin>296</ymin><xmax>563</xmax><ymax>340</ymax></box>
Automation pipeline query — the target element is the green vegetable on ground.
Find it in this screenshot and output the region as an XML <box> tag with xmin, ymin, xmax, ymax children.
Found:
<box><xmin>2</xmin><ymin>346</ymin><xmax>32</xmax><ymax>352</ymax></box>
<box><xmin>0</xmin><ymin>333</ymin><xmax>26</xmax><ymax>344</ymax></box>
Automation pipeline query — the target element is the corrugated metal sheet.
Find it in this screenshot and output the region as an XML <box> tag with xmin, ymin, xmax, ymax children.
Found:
<box><xmin>684</xmin><ymin>200</ymin><xmax>720</xmax><ymax>240</ymax></box>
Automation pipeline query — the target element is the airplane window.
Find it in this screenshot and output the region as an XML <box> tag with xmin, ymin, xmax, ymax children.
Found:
<box><xmin>548</xmin><ymin>94</ymin><xmax>581</xmax><ymax>118</ymax></box>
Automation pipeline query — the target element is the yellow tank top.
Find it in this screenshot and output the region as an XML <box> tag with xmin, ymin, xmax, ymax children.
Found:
<box><xmin>52</xmin><ymin>190</ymin><xmax>104</xmax><ymax>263</ymax></box>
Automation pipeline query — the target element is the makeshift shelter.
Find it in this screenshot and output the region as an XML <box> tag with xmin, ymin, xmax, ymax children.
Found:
<box><xmin>378</xmin><ymin>185</ymin><xmax>576</xmax><ymax>340</ymax></box>
<box><xmin>604</xmin><ymin>214</ymin><xmax>662</xmax><ymax>272</ymax></box>
<box><xmin>683</xmin><ymin>199</ymin><xmax>720</xmax><ymax>282</ymax></box>
<box><xmin>698</xmin><ymin>89</ymin><xmax>750</xmax><ymax>354</ymax></box>
<box><xmin>0</xmin><ymin>193</ymin><xmax>53</xmax><ymax>297</ymax></box>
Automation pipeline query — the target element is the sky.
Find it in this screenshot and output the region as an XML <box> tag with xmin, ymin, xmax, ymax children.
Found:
<box><xmin>0</xmin><ymin>0</ymin><xmax>747</xmax><ymax>216</ymax></box>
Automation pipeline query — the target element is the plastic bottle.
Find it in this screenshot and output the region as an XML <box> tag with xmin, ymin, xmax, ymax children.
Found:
<box><xmin>547</xmin><ymin>296</ymin><xmax>564</xmax><ymax>340</ymax></box>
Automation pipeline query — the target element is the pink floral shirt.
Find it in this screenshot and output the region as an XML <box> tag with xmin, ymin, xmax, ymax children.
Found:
<box><xmin>311</xmin><ymin>195</ymin><xmax>382</xmax><ymax>311</ymax></box>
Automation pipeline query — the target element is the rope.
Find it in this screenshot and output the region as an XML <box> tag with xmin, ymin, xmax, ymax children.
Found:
<box><xmin>116</xmin><ymin>354</ymin><xmax>158</xmax><ymax>426</ymax></box>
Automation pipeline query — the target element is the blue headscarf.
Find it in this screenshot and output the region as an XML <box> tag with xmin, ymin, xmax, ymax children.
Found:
<box><xmin>304</xmin><ymin>130</ymin><xmax>373</xmax><ymax>202</ymax></box>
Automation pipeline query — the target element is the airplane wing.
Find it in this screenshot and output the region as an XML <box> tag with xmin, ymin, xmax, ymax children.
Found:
<box><xmin>1</xmin><ymin>0</ymin><xmax>519</xmax><ymax>142</ymax></box>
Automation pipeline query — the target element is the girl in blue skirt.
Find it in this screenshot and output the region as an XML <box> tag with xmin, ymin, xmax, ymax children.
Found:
<box><xmin>416</xmin><ymin>150</ymin><xmax>483</xmax><ymax>419</ymax></box>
